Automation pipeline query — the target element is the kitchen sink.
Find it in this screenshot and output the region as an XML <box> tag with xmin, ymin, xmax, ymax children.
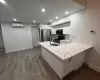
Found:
<box><xmin>50</xmin><ymin>43</ymin><xmax>59</xmax><ymax>46</ymax></box>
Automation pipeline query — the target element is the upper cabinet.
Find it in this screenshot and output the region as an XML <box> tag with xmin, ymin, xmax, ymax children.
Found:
<box><xmin>51</xmin><ymin>21</ymin><xmax>71</xmax><ymax>34</ymax></box>
<box><xmin>50</xmin><ymin>0</ymin><xmax>87</xmax><ymax>34</ymax></box>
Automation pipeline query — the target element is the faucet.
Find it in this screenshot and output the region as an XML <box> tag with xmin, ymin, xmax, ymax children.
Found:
<box><xmin>50</xmin><ymin>36</ymin><xmax>52</xmax><ymax>45</ymax></box>
<box><xmin>50</xmin><ymin>36</ymin><xmax>55</xmax><ymax>45</ymax></box>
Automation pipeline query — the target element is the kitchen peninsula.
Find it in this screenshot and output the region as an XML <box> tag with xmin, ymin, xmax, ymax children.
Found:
<box><xmin>39</xmin><ymin>41</ymin><xmax>92</xmax><ymax>79</ymax></box>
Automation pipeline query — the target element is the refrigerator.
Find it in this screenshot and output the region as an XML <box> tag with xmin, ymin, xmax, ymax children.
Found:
<box><xmin>41</xmin><ymin>29</ymin><xmax>51</xmax><ymax>42</ymax></box>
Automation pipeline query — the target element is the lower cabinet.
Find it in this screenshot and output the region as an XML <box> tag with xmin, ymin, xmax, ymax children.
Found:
<box><xmin>41</xmin><ymin>46</ymin><xmax>85</xmax><ymax>79</ymax></box>
<box><xmin>63</xmin><ymin>52</ymin><xmax>85</xmax><ymax>77</ymax></box>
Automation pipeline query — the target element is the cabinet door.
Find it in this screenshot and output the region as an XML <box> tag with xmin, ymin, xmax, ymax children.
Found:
<box><xmin>71</xmin><ymin>52</ymin><xmax>85</xmax><ymax>70</ymax></box>
<box><xmin>51</xmin><ymin>29</ymin><xmax>56</xmax><ymax>34</ymax></box>
<box><xmin>63</xmin><ymin>52</ymin><xmax>85</xmax><ymax>77</ymax></box>
<box><xmin>42</xmin><ymin>47</ymin><xmax>63</xmax><ymax>79</ymax></box>
<box><xmin>63</xmin><ymin>27</ymin><xmax>70</xmax><ymax>34</ymax></box>
<box><xmin>63</xmin><ymin>57</ymin><xmax>74</xmax><ymax>77</ymax></box>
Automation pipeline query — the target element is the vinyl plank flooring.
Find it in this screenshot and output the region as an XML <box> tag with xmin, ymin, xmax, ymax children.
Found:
<box><xmin>0</xmin><ymin>47</ymin><xmax>100</xmax><ymax>80</ymax></box>
<box><xmin>63</xmin><ymin>66</ymin><xmax>100</xmax><ymax>80</ymax></box>
<box><xmin>0</xmin><ymin>47</ymin><xmax>59</xmax><ymax>80</ymax></box>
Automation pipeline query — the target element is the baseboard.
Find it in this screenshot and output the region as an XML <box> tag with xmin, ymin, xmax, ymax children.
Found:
<box><xmin>5</xmin><ymin>47</ymin><xmax>33</xmax><ymax>53</ymax></box>
<box><xmin>87</xmin><ymin>63</ymin><xmax>100</xmax><ymax>72</ymax></box>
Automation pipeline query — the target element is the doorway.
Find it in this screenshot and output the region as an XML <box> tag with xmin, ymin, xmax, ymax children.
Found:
<box><xmin>0</xmin><ymin>24</ymin><xmax>5</xmax><ymax>54</ymax></box>
<box><xmin>31</xmin><ymin>26</ymin><xmax>40</xmax><ymax>47</ymax></box>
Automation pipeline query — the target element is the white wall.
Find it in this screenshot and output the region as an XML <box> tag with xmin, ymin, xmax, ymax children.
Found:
<box><xmin>1</xmin><ymin>23</ymin><xmax>33</xmax><ymax>53</ymax></box>
<box><xmin>51</xmin><ymin>0</ymin><xmax>100</xmax><ymax>71</ymax></box>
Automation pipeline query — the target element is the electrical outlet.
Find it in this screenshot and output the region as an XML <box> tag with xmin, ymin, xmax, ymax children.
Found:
<box><xmin>72</xmin><ymin>36</ymin><xmax>76</xmax><ymax>38</ymax></box>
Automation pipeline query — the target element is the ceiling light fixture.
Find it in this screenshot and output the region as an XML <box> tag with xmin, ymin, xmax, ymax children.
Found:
<box><xmin>50</xmin><ymin>20</ymin><xmax>52</xmax><ymax>22</ymax></box>
<box><xmin>65</xmin><ymin>11</ymin><xmax>69</xmax><ymax>15</ymax></box>
<box><xmin>42</xmin><ymin>8</ymin><xmax>46</xmax><ymax>13</ymax></box>
<box><xmin>33</xmin><ymin>20</ymin><xmax>36</xmax><ymax>23</ymax></box>
<box><xmin>0</xmin><ymin>0</ymin><xmax>6</xmax><ymax>5</ymax></box>
<box><xmin>56</xmin><ymin>16</ymin><xmax>59</xmax><ymax>19</ymax></box>
<box><xmin>13</xmin><ymin>18</ymin><xmax>17</xmax><ymax>21</ymax></box>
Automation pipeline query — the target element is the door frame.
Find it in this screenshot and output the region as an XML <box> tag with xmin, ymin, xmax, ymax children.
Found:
<box><xmin>31</xmin><ymin>26</ymin><xmax>40</xmax><ymax>47</ymax></box>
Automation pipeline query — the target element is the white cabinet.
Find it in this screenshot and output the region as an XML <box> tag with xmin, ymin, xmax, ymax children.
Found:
<box><xmin>41</xmin><ymin>46</ymin><xmax>85</xmax><ymax>79</ymax></box>
<box><xmin>52</xmin><ymin>27</ymin><xmax>71</xmax><ymax>34</ymax></box>
<box><xmin>63</xmin><ymin>27</ymin><xmax>70</xmax><ymax>34</ymax></box>
<box><xmin>42</xmin><ymin>46</ymin><xmax>64</xmax><ymax>78</ymax></box>
<box><xmin>63</xmin><ymin>52</ymin><xmax>85</xmax><ymax>76</ymax></box>
<box><xmin>51</xmin><ymin>29</ymin><xmax>56</xmax><ymax>34</ymax></box>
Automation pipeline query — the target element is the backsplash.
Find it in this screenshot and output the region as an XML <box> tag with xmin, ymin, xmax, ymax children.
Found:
<box><xmin>65</xmin><ymin>34</ymin><xmax>71</xmax><ymax>40</ymax></box>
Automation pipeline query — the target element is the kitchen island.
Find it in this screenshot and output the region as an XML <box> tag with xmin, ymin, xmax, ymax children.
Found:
<box><xmin>39</xmin><ymin>41</ymin><xmax>92</xmax><ymax>79</ymax></box>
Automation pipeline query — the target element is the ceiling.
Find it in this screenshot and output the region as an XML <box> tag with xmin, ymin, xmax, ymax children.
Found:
<box><xmin>0</xmin><ymin>0</ymin><xmax>85</xmax><ymax>24</ymax></box>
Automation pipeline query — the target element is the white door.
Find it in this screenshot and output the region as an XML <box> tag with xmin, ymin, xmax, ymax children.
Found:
<box><xmin>31</xmin><ymin>26</ymin><xmax>40</xmax><ymax>47</ymax></box>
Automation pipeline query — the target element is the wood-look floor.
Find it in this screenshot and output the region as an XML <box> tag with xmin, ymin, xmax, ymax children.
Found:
<box><xmin>63</xmin><ymin>66</ymin><xmax>100</xmax><ymax>80</ymax></box>
<box><xmin>0</xmin><ymin>47</ymin><xmax>60</xmax><ymax>80</ymax></box>
<box><xmin>0</xmin><ymin>47</ymin><xmax>100</xmax><ymax>80</ymax></box>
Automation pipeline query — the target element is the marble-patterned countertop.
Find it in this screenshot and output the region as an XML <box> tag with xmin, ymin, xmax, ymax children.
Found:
<box><xmin>39</xmin><ymin>41</ymin><xmax>92</xmax><ymax>60</ymax></box>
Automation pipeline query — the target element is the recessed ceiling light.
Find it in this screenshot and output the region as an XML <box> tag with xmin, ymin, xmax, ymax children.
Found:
<box><xmin>56</xmin><ymin>16</ymin><xmax>59</xmax><ymax>19</ymax></box>
<box><xmin>13</xmin><ymin>18</ymin><xmax>17</xmax><ymax>21</ymax></box>
<box><xmin>42</xmin><ymin>8</ymin><xmax>46</xmax><ymax>13</ymax></box>
<box><xmin>0</xmin><ymin>0</ymin><xmax>6</xmax><ymax>5</ymax></box>
<box><xmin>33</xmin><ymin>20</ymin><xmax>36</xmax><ymax>23</ymax></box>
<box><xmin>50</xmin><ymin>20</ymin><xmax>52</xmax><ymax>22</ymax></box>
<box><xmin>65</xmin><ymin>11</ymin><xmax>69</xmax><ymax>15</ymax></box>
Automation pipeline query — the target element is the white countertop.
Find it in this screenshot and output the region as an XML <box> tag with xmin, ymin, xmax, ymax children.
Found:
<box><xmin>39</xmin><ymin>41</ymin><xmax>92</xmax><ymax>60</ymax></box>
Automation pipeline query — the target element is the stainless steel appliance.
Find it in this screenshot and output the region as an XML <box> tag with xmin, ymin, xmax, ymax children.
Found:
<box><xmin>41</xmin><ymin>29</ymin><xmax>51</xmax><ymax>42</ymax></box>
